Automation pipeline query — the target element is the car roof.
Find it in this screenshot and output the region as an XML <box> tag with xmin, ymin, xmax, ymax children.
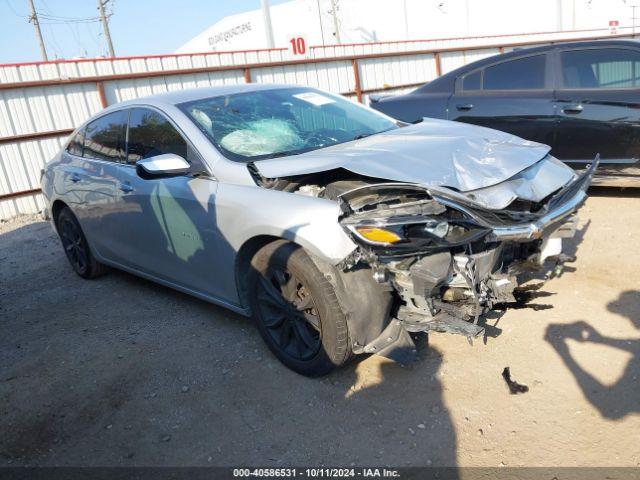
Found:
<box><xmin>110</xmin><ymin>83</ymin><xmax>300</xmax><ymax>109</ymax></box>
<box><xmin>477</xmin><ymin>39</ymin><xmax>640</xmax><ymax>64</ymax></box>
<box><xmin>419</xmin><ymin>39</ymin><xmax>640</xmax><ymax>92</ymax></box>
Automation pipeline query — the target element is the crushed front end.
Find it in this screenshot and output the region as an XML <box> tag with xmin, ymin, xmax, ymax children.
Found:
<box><xmin>338</xmin><ymin>159</ymin><xmax>599</xmax><ymax>360</ymax></box>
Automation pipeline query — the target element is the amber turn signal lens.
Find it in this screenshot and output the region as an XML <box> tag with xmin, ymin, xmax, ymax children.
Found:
<box><xmin>355</xmin><ymin>227</ymin><xmax>402</xmax><ymax>244</ymax></box>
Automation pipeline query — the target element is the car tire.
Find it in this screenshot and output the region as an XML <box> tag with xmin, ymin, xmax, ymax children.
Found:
<box><xmin>248</xmin><ymin>240</ymin><xmax>351</xmax><ymax>377</ymax></box>
<box><xmin>56</xmin><ymin>207</ymin><xmax>108</xmax><ymax>279</ymax></box>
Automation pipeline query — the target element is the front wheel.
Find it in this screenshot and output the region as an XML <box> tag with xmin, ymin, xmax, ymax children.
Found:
<box><xmin>248</xmin><ymin>240</ymin><xmax>351</xmax><ymax>377</ymax></box>
<box><xmin>56</xmin><ymin>207</ymin><xmax>107</xmax><ymax>279</ymax></box>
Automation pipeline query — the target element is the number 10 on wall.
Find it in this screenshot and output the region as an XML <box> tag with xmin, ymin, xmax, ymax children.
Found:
<box><xmin>289</xmin><ymin>37</ymin><xmax>307</xmax><ymax>56</ymax></box>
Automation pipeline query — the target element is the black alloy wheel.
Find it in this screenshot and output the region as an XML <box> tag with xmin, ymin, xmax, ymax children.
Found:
<box><xmin>256</xmin><ymin>266</ymin><xmax>322</xmax><ymax>361</ymax></box>
<box><xmin>59</xmin><ymin>214</ymin><xmax>89</xmax><ymax>275</ymax></box>
<box><xmin>56</xmin><ymin>207</ymin><xmax>107</xmax><ymax>279</ymax></box>
<box><xmin>249</xmin><ymin>240</ymin><xmax>352</xmax><ymax>376</ymax></box>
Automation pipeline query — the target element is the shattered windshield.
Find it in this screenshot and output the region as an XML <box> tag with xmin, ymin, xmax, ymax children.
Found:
<box><xmin>178</xmin><ymin>87</ymin><xmax>397</xmax><ymax>162</ymax></box>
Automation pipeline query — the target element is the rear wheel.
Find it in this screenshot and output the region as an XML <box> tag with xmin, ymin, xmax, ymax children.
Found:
<box><xmin>56</xmin><ymin>207</ymin><xmax>107</xmax><ymax>279</ymax></box>
<box><xmin>248</xmin><ymin>240</ymin><xmax>351</xmax><ymax>377</ymax></box>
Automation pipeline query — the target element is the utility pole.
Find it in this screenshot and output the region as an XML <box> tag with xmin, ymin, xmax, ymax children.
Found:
<box><xmin>330</xmin><ymin>0</ymin><xmax>341</xmax><ymax>44</ymax></box>
<box><xmin>27</xmin><ymin>0</ymin><xmax>48</xmax><ymax>61</ymax></box>
<box><xmin>261</xmin><ymin>0</ymin><xmax>275</xmax><ymax>49</ymax></box>
<box><xmin>97</xmin><ymin>0</ymin><xmax>115</xmax><ymax>57</ymax></box>
<box><xmin>556</xmin><ymin>0</ymin><xmax>564</xmax><ymax>32</ymax></box>
<box><xmin>402</xmin><ymin>0</ymin><xmax>409</xmax><ymax>40</ymax></box>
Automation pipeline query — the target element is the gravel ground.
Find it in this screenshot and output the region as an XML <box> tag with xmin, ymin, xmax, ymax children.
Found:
<box><xmin>1</xmin><ymin>189</ymin><xmax>639</xmax><ymax>467</ymax></box>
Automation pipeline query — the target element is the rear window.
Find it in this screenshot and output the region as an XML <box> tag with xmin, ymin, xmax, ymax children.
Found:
<box><xmin>66</xmin><ymin>129</ymin><xmax>85</xmax><ymax>157</ymax></box>
<box><xmin>483</xmin><ymin>55</ymin><xmax>546</xmax><ymax>90</ymax></box>
<box><xmin>83</xmin><ymin>110</ymin><xmax>127</xmax><ymax>162</ymax></box>
<box><xmin>561</xmin><ymin>48</ymin><xmax>640</xmax><ymax>89</ymax></box>
<box><xmin>462</xmin><ymin>70</ymin><xmax>482</xmax><ymax>91</ymax></box>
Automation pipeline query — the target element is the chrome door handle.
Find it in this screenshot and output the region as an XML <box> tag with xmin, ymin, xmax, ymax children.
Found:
<box><xmin>562</xmin><ymin>104</ymin><xmax>583</xmax><ymax>114</ymax></box>
<box><xmin>70</xmin><ymin>173</ymin><xmax>81</xmax><ymax>183</ymax></box>
<box><xmin>119</xmin><ymin>183</ymin><xmax>134</xmax><ymax>193</ymax></box>
<box><xmin>456</xmin><ymin>103</ymin><xmax>474</xmax><ymax>111</ymax></box>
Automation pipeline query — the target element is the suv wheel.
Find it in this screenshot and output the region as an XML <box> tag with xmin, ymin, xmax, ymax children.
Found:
<box><xmin>248</xmin><ymin>240</ymin><xmax>351</xmax><ymax>377</ymax></box>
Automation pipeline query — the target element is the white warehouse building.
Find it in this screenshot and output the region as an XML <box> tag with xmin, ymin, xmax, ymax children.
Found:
<box><xmin>176</xmin><ymin>0</ymin><xmax>634</xmax><ymax>53</ymax></box>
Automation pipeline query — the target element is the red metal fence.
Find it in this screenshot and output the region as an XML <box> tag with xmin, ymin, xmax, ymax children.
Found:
<box><xmin>0</xmin><ymin>27</ymin><xmax>636</xmax><ymax>213</ymax></box>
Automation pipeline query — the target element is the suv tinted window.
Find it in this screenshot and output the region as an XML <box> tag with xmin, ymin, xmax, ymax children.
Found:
<box><xmin>483</xmin><ymin>55</ymin><xmax>546</xmax><ymax>90</ymax></box>
<box><xmin>561</xmin><ymin>48</ymin><xmax>640</xmax><ymax>88</ymax></box>
<box><xmin>66</xmin><ymin>129</ymin><xmax>85</xmax><ymax>157</ymax></box>
<box><xmin>83</xmin><ymin>111</ymin><xmax>127</xmax><ymax>162</ymax></box>
<box><xmin>127</xmin><ymin>108</ymin><xmax>188</xmax><ymax>164</ymax></box>
<box><xmin>462</xmin><ymin>70</ymin><xmax>482</xmax><ymax>91</ymax></box>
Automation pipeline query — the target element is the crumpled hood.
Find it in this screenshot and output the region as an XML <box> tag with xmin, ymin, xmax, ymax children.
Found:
<box><xmin>255</xmin><ymin>118</ymin><xmax>555</xmax><ymax>192</ymax></box>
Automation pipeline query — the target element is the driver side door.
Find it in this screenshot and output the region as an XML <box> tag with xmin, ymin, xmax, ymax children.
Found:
<box><xmin>111</xmin><ymin>107</ymin><xmax>232</xmax><ymax>301</ymax></box>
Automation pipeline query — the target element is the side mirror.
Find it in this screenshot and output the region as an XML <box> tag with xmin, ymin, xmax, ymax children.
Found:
<box><xmin>136</xmin><ymin>154</ymin><xmax>190</xmax><ymax>178</ymax></box>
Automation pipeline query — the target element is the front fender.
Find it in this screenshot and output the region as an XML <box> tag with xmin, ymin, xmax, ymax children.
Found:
<box><xmin>215</xmin><ymin>183</ymin><xmax>357</xmax><ymax>265</ymax></box>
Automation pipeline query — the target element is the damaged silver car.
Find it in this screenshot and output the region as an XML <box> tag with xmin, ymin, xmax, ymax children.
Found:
<box><xmin>41</xmin><ymin>84</ymin><xmax>597</xmax><ymax>376</ymax></box>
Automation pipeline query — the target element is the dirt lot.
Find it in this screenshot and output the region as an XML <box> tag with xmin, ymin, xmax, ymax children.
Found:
<box><xmin>1</xmin><ymin>190</ymin><xmax>639</xmax><ymax>468</ymax></box>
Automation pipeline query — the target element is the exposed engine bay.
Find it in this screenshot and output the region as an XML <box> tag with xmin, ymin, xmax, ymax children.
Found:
<box><xmin>249</xmin><ymin>154</ymin><xmax>599</xmax><ymax>362</ymax></box>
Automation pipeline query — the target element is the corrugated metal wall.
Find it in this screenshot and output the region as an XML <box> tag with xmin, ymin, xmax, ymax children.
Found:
<box><xmin>0</xmin><ymin>27</ymin><xmax>635</xmax><ymax>220</ymax></box>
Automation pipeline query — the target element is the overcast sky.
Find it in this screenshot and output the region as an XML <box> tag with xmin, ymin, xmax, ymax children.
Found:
<box><xmin>0</xmin><ymin>0</ymin><xmax>289</xmax><ymax>64</ymax></box>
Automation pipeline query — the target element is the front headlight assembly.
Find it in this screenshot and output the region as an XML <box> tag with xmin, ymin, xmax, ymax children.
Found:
<box><xmin>346</xmin><ymin>215</ymin><xmax>490</xmax><ymax>250</ymax></box>
<box><xmin>337</xmin><ymin>183</ymin><xmax>491</xmax><ymax>253</ymax></box>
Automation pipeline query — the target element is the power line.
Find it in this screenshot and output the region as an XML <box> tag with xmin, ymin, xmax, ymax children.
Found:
<box><xmin>38</xmin><ymin>13</ymin><xmax>101</xmax><ymax>21</ymax></box>
<box><xmin>84</xmin><ymin>21</ymin><xmax>104</xmax><ymax>50</ymax></box>
<box><xmin>42</xmin><ymin>22</ymin><xmax>65</xmax><ymax>59</ymax></box>
<box><xmin>39</xmin><ymin>19</ymin><xmax>102</xmax><ymax>25</ymax></box>
<box><xmin>39</xmin><ymin>14</ymin><xmax>100</xmax><ymax>20</ymax></box>
<box><xmin>39</xmin><ymin>17</ymin><xmax>102</xmax><ymax>23</ymax></box>
<box><xmin>20</xmin><ymin>0</ymin><xmax>112</xmax><ymax>61</ymax></box>
<box><xmin>46</xmin><ymin>0</ymin><xmax>90</xmax><ymax>58</ymax></box>
<box><xmin>36</xmin><ymin>0</ymin><xmax>99</xmax><ymax>23</ymax></box>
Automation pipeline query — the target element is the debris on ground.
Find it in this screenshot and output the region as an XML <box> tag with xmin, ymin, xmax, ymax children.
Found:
<box><xmin>502</xmin><ymin>367</ymin><xmax>529</xmax><ymax>394</ymax></box>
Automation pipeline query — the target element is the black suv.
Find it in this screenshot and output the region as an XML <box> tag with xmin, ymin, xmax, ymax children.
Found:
<box><xmin>371</xmin><ymin>40</ymin><xmax>640</xmax><ymax>185</ymax></box>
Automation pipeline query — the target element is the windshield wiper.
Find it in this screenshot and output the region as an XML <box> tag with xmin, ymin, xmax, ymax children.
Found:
<box><xmin>259</xmin><ymin>150</ymin><xmax>304</xmax><ymax>160</ymax></box>
<box><xmin>353</xmin><ymin>127</ymin><xmax>397</xmax><ymax>141</ymax></box>
<box><xmin>353</xmin><ymin>133</ymin><xmax>373</xmax><ymax>141</ymax></box>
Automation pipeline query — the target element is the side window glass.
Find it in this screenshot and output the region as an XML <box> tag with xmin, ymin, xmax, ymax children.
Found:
<box><xmin>462</xmin><ymin>70</ymin><xmax>482</xmax><ymax>91</ymax></box>
<box><xmin>484</xmin><ymin>55</ymin><xmax>546</xmax><ymax>90</ymax></box>
<box><xmin>127</xmin><ymin>108</ymin><xmax>188</xmax><ymax>164</ymax></box>
<box><xmin>66</xmin><ymin>129</ymin><xmax>85</xmax><ymax>157</ymax></box>
<box><xmin>561</xmin><ymin>48</ymin><xmax>640</xmax><ymax>89</ymax></box>
<box><xmin>83</xmin><ymin>111</ymin><xmax>127</xmax><ymax>162</ymax></box>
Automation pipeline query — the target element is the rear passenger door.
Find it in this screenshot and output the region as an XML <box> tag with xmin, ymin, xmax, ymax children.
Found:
<box><xmin>553</xmin><ymin>47</ymin><xmax>640</xmax><ymax>174</ymax></box>
<box><xmin>448</xmin><ymin>53</ymin><xmax>557</xmax><ymax>147</ymax></box>
<box><xmin>65</xmin><ymin>110</ymin><xmax>127</xmax><ymax>260</ymax></box>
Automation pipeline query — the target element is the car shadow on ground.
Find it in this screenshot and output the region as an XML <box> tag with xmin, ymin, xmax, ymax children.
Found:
<box><xmin>545</xmin><ymin>290</ymin><xmax>640</xmax><ymax>420</ymax></box>
<box><xmin>332</xmin><ymin>345</ymin><xmax>460</xmax><ymax>472</ymax></box>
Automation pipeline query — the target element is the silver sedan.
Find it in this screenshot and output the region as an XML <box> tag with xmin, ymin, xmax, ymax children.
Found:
<box><xmin>41</xmin><ymin>84</ymin><xmax>596</xmax><ymax>376</ymax></box>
